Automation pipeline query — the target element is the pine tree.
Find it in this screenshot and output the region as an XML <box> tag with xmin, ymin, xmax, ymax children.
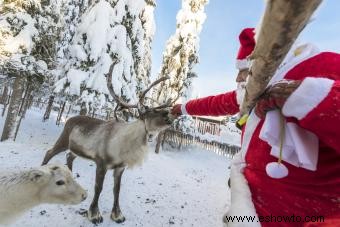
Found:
<box><xmin>153</xmin><ymin>0</ymin><xmax>209</xmax><ymax>104</ymax></box>
<box><xmin>54</xmin><ymin>0</ymin><xmax>153</xmax><ymax>120</ymax></box>
<box><xmin>41</xmin><ymin>0</ymin><xmax>90</xmax><ymax>120</ymax></box>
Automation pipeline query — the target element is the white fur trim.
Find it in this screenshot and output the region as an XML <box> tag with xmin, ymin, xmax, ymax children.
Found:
<box><xmin>181</xmin><ymin>102</ymin><xmax>189</xmax><ymax>115</ymax></box>
<box><xmin>224</xmin><ymin>154</ymin><xmax>260</xmax><ymax>226</ymax></box>
<box><xmin>239</xmin><ymin>112</ymin><xmax>261</xmax><ymax>161</ymax></box>
<box><xmin>236</xmin><ymin>59</ymin><xmax>250</xmax><ymax>70</ymax></box>
<box><xmin>282</xmin><ymin>77</ymin><xmax>334</xmax><ymax>120</ymax></box>
<box><xmin>224</xmin><ymin>112</ymin><xmax>261</xmax><ymax>226</ymax></box>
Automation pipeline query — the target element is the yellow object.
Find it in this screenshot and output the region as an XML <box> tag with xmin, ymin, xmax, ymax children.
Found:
<box><xmin>237</xmin><ymin>114</ymin><xmax>249</xmax><ymax>127</ymax></box>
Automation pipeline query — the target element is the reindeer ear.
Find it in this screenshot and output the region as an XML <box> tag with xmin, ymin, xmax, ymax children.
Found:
<box><xmin>29</xmin><ymin>170</ymin><xmax>47</xmax><ymax>183</ymax></box>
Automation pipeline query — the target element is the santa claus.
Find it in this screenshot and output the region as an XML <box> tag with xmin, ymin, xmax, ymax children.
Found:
<box><xmin>171</xmin><ymin>28</ymin><xmax>340</xmax><ymax>226</ymax></box>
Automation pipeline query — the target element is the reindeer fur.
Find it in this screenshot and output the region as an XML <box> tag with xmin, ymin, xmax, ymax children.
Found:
<box><xmin>0</xmin><ymin>164</ymin><xmax>87</xmax><ymax>225</ymax></box>
<box><xmin>42</xmin><ymin>112</ymin><xmax>172</xmax><ymax>224</ymax></box>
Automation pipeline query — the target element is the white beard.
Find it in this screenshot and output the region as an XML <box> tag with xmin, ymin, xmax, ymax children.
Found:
<box><xmin>236</xmin><ymin>82</ymin><xmax>246</xmax><ymax>106</ymax></box>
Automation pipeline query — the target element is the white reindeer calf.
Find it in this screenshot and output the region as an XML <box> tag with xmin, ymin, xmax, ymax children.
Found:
<box><xmin>0</xmin><ymin>164</ymin><xmax>87</xmax><ymax>225</ymax></box>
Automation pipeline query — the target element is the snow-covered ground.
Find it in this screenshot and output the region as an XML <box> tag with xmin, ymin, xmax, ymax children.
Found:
<box><xmin>0</xmin><ymin>107</ymin><xmax>232</xmax><ymax>227</ymax></box>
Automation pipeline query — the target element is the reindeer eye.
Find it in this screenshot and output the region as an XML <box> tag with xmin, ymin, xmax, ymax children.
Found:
<box><xmin>56</xmin><ymin>180</ymin><xmax>65</xmax><ymax>186</ymax></box>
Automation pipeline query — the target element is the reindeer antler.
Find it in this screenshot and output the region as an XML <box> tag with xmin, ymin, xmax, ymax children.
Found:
<box><xmin>147</xmin><ymin>91</ymin><xmax>181</xmax><ymax>112</ymax></box>
<box><xmin>139</xmin><ymin>76</ymin><xmax>170</xmax><ymax>104</ymax></box>
<box><xmin>106</xmin><ymin>60</ymin><xmax>171</xmax><ymax>112</ymax></box>
<box><xmin>106</xmin><ymin>60</ymin><xmax>138</xmax><ymax>109</ymax></box>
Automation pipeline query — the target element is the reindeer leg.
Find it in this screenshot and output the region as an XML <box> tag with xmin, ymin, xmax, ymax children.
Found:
<box><xmin>41</xmin><ymin>149</ymin><xmax>55</xmax><ymax>165</ymax></box>
<box><xmin>41</xmin><ymin>147</ymin><xmax>67</xmax><ymax>165</ymax></box>
<box><xmin>111</xmin><ymin>167</ymin><xmax>126</xmax><ymax>223</ymax></box>
<box><xmin>79</xmin><ymin>164</ymin><xmax>107</xmax><ymax>224</ymax></box>
<box><xmin>66</xmin><ymin>152</ymin><xmax>77</xmax><ymax>171</ymax></box>
<box><xmin>42</xmin><ymin>132</ymin><xmax>69</xmax><ymax>165</ymax></box>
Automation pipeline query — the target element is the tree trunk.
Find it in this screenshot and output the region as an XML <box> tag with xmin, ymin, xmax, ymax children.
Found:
<box><xmin>0</xmin><ymin>86</ymin><xmax>8</xmax><ymax>105</ymax></box>
<box><xmin>19</xmin><ymin>82</ymin><xmax>32</xmax><ymax>119</ymax></box>
<box><xmin>106</xmin><ymin>110</ymin><xmax>111</xmax><ymax>120</ymax></box>
<box><xmin>66</xmin><ymin>103</ymin><xmax>72</xmax><ymax>118</ymax></box>
<box><xmin>43</xmin><ymin>95</ymin><xmax>54</xmax><ymax>121</ymax></box>
<box><xmin>56</xmin><ymin>101</ymin><xmax>66</xmax><ymax>126</ymax></box>
<box><xmin>27</xmin><ymin>94</ymin><xmax>34</xmax><ymax>110</ymax></box>
<box><xmin>240</xmin><ymin>0</ymin><xmax>322</xmax><ymax>115</ymax></box>
<box><xmin>1</xmin><ymin>76</ymin><xmax>26</xmax><ymax>142</ymax></box>
<box><xmin>37</xmin><ymin>98</ymin><xmax>43</xmax><ymax>109</ymax></box>
<box><xmin>13</xmin><ymin>83</ymin><xmax>32</xmax><ymax>141</ymax></box>
<box><xmin>91</xmin><ymin>106</ymin><xmax>95</xmax><ymax>118</ymax></box>
<box><xmin>79</xmin><ymin>102</ymin><xmax>87</xmax><ymax>115</ymax></box>
<box><xmin>1</xmin><ymin>91</ymin><xmax>10</xmax><ymax>117</ymax></box>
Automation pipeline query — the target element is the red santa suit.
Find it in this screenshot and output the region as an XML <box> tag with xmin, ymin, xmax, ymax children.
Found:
<box><xmin>182</xmin><ymin>44</ymin><xmax>340</xmax><ymax>226</ymax></box>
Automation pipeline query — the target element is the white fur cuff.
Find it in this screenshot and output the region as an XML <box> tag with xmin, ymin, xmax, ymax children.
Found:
<box><xmin>236</xmin><ymin>59</ymin><xmax>250</xmax><ymax>70</ymax></box>
<box><xmin>282</xmin><ymin>77</ymin><xmax>334</xmax><ymax>120</ymax></box>
<box><xmin>181</xmin><ymin>102</ymin><xmax>189</xmax><ymax>115</ymax></box>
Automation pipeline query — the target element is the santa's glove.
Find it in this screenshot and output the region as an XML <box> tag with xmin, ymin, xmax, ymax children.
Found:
<box><xmin>171</xmin><ymin>104</ymin><xmax>183</xmax><ymax>117</ymax></box>
<box><xmin>255</xmin><ymin>80</ymin><xmax>302</xmax><ymax>118</ymax></box>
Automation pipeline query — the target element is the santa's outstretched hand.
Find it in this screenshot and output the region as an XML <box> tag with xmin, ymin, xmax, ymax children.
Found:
<box><xmin>255</xmin><ymin>80</ymin><xmax>302</xmax><ymax>118</ymax></box>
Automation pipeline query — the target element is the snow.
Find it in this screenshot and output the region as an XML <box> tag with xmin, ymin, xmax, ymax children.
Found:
<box><xmin>77</xmin><ymin>0</ymin><xmax>117</xmax><ymax>61</ymax></box>
<box><xmin>142</xmin><ymin>5</ymin><xmax>156</xmax><ymax>39</ymax></box>
<box><xmin>0</xmin><ymin>12</ymin><xmax>38</xmax><ymax>54</ymax></box>
<box><xmin>66</xmin><ymin>69</ymin><xmax>89</xmax><ymax>96</ymax></box>
<box><xmin>0</xmin><ymin>106</ymin><xmax>232</xmax><ymax>227</ymax></box>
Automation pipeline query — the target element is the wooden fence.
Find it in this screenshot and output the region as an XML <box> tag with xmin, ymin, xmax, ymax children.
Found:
<box><xmin>160</xmin><ymin>117</ymin><xmax>241</xmax><ymax>158</ymax></box>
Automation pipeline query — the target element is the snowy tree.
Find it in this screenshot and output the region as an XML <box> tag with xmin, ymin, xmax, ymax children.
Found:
<box><xmin>42</xmin><ymin>0</ymin><xmax>90</xmax><ymax>121</ymax></box>
<box><xmin>152</xmin><ymin>0</ymin><xmax>208</xmax><ymax>152</ymax></box>
<box><xmin>0</xmin><ymin>0</ymin><xmax>62</xmax><ymax>141</ymax></box>
<box><xmin>153</xmin><ymin>0</ymin><xmax>209</xmax><ymax>104</ymax></box>
<box><xmin>54</xmin><ymin>0</ymin><xmax>154</xmax><ymax>120</ymax></box>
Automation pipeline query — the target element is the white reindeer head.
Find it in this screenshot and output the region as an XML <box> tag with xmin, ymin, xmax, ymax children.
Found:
<box><xmin>31</xmin><ymin>164</ymin><xmax>87</xmax><ymax>205</ymax></box>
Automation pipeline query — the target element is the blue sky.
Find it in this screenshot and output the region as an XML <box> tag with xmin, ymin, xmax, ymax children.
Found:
<box><xmin>152</xmin><ymin>0</ymin><xmax>340</xmax><ymax>98</ymax></box>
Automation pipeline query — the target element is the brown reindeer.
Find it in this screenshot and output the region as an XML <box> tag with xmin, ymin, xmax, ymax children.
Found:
<box><xmin>41</xmin><ymin>61</ymin><xmax>176</xmax><ymax>224</ymax></box>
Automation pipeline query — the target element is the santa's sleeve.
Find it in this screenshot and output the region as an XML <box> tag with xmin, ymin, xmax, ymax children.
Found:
<box><xmin>282</xmin><ymin>77</ymin><xmax>340</xmax><ymax>152</ymax></box>
<box><xmin>182</xmin><ymin>91</ymin><xmax>239</xmax><ymax>116</ymax></box>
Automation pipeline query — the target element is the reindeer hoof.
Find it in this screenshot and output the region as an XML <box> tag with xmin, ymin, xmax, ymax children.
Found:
<box><xmin>90</xmin><ymin>215</ymin><xmax>104</xmax><ymax>225</ymax></box>
<box><xmin>78</xmin><ymin>208</ymin><xmax>104</xmax><ymax>224</ymax></box>
<box><xmin>111</xmin><ymin>213</ymin><xmax>126</xmax><ymax>223</ymax></box>
<box><xmin>89</xmin><ymin>210</ymin><xmax>104</xmax><ymax>224</ymax></box>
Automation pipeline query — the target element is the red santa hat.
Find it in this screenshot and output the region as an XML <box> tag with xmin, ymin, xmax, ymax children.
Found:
<box><xmin>236</xmin><ymin>28</ymin><xmax>255</xmax><ymax>70</ymax></box>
